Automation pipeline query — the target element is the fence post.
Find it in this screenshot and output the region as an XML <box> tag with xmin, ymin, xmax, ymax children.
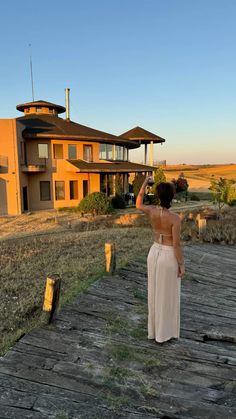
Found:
<box><xmin>105</xmin><ymin>243</ymin><xmax>116</xmax><ymax>274</ymax></box>
<box><xmin>196</xmin><ymin>214</ymin><xmax>207</xmax><ymax>237</ymax></box>
<box><xmin>43</xmin><ymin>275</ymin><xmax>61</xmax><ymax>323</ymax></box>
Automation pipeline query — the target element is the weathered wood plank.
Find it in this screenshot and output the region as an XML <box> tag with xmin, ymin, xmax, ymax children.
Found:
<box><xmin>0</xmin><ymin>243</ymin><xmax>235</xmax><ymax>418</ymax></box>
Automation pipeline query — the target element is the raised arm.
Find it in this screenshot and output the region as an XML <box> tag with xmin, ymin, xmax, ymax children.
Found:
<box><xmin>136</xmin><ymin>177</ymin><xmax>153</xmax><ymax>215</ymax></box>
<box><xmin>172</xmin><ymin>216</ymin><xmax>185</xmax><ymax>278</ymax></box>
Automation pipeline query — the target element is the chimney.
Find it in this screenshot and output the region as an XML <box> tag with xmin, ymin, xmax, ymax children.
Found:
<box><xmin>65</xmin><ymin>88</ymin><xmax>70</xmax><ymax>120</ymax></box>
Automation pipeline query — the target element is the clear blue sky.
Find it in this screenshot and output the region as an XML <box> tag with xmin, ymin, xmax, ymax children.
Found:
<box><xmin>0</xmin><ymin>0</ymin><xmax>235</xmax><ymax>164</ymax></box>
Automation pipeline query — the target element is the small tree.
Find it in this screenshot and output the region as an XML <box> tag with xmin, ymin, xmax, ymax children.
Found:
<box><xmin>115</xmin><ymin>174</ymin><xmax>123</xmax><ymax>196</ymax></box>
<box><xmin>172</xmin><ymin>173</ymin><xmax>189</xmax><ymax>201</ymax></box>
<box><xmin>153</xmin><ymin>167</ymin><xmax>166</xmax><ymax>189</ymax></box>
<box><xmin>209</xmin><ymin>177</ymin><xmax>235</xmax><ymax>215</ymax></box>
<box><xmin>133</xmin><ymin>173</ymin><xmax>145</xmax><ymax>198</ymax></box>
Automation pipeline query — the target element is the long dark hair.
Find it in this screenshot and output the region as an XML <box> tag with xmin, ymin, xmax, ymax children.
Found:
<box><xmin>156</xmin><ymin>182</ymin><xmax>175</xmax><ymax>209</ymax></box>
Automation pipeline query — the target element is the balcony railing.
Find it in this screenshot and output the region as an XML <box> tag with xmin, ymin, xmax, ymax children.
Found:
<box><xmin>21</xmin><ymin>163</ymin><xmax>46</xmax><ymax>173</ymax></box>
<box><xmin>0</xmin><ymin>155</ymin><xmax>8</xmax><ymax>173</ymax></box>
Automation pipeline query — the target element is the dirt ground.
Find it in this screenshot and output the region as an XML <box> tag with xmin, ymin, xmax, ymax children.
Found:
<box><xmin>0</xmin><ymin>201</ymin><xmax>212</xmax><ymax>241</ymax></box>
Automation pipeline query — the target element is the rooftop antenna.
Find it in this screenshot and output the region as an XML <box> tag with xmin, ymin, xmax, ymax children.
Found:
<box><xmin>29</xmin><ymin>44</ymin><xmax>35</xmax><ymax>101</ymax></box>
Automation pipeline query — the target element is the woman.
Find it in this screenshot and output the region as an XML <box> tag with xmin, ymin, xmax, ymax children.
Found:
<box><xmin>136</xmin><ymin>177</ymin><xmax>185</xmax><ymax>343</ymax></box>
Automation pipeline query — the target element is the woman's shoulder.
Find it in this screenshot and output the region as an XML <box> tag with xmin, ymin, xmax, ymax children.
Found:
<box><xmin>170</xmin><ymin>212</ymin><xmax>181</xmax><ymax>224</ymax></box>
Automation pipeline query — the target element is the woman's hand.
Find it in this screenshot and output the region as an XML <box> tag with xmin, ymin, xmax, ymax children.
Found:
<box><xmin>143</xmin><ymin>176</ymin><xmax>154</xmax><ymax>187</ymax></box>
<box><xmin>178</xmin><ymin>264</ymin><xmax>185</xmax><ymax>278</ymax></box>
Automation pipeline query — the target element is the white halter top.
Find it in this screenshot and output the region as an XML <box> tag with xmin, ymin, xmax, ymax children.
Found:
<box><xmin>158</xmin><ymin>207</ymin><xmax>172</xmax><ymax>244</ymax></box>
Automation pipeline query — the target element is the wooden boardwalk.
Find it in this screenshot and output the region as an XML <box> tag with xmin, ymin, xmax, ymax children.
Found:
<box><xmin>0</xmin><ymin>244</ymin><xmax>236</xmax><ymax>418</ymax></box>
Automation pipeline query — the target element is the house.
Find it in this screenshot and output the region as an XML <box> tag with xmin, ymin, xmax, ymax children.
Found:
<box><xmin>0</xmin><ymin>98</ymin><xmax>165</xmax><ymax>215</ymax></box>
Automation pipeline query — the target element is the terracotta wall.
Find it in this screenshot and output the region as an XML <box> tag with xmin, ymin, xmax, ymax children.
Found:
<box><xmin>21</xmin><ymin>138</ymin><xmax>100</xmax><ymax>211</ymax></box>
<box><xmin>1</xmin><ymin>124</ymin><xmax>102</xmax><ymax>213</ymax></box>
<box><xmin>0</xmin><ymin>119</ymin><xmax>21</xmax><ymax>215</ymax></box>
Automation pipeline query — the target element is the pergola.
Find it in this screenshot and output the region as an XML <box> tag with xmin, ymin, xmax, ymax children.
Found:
<box><xmin>120</xmin><ymin>126</ymin><xmax>166</xmax><ymax>166</ymax></box>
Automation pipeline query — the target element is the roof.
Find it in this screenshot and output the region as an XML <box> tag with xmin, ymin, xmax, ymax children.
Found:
<box><xmin>119</xmin><ymin>126</ymin><xmax>166</xmax><ymax>144</ymax></box>
<box><xmin>67</xmin><ymin>159</ymin><xmax>155</xmax><ymax>173</ymax></box>
<box><xmin>17</xmin><ymin>114</ymin><xmax>139</xmax><ymax>149</ymax></box>
<box><xmin>16</xmin><ymin>100</ymin><xmax>66</xmax><ymax>114</ymax></box>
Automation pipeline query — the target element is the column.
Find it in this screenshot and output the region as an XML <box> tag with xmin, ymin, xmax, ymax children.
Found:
<box><xmin>124</xmin><ymin>173</ymin><xmax>128</xmax><ymax>193</ymax></box>
<box><xmin>150</xmin><ymin>141</ymin><xmax>154</xmax><ymax>166</ymax></box>
<box><xmin>112</xmin><ymin>144</ymin><xmax>116</xmax><ymax>160</ymax></box>
<box><xmin>144</xmin><ymin>143</ymin><xmax>147</xmax><ymax>164</ymax></box>
<box><xmin>112</xmin><ymin>175</ymin><xmax>116</xmax><ymax>195</ymax></box>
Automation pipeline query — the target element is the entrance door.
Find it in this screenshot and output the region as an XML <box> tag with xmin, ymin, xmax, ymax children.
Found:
<box><xmin>23</xmin><ymin>186</ymin><xmax>28</xmax><ymax>211</ymax></box>
<box><xmin>83</xmin><ymin>180</ymin><xmax>88</xmax><ymax>198</ymax></box>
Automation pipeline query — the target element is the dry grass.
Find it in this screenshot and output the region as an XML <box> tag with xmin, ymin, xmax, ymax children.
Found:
<box><xmin>1</xmin><ymin>204</ymin><xmax>235</xmax><ymax>355</ymax></box>
<box><xmin>0</xmin><ymin>227</ymin><xmax>152</xmax><ymax>355</ymax></box>
<box><xmin>164</xmin><ymin>164</ymin><xmax>236</xmax><ymax>192</ymax></box>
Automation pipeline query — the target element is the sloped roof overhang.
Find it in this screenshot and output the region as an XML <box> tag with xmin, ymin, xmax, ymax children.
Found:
<box><xmin>17</xmin><ymin>115</ymin><xmax>139</xmax><ymax>149</ymax></box>
<box><xmin>67</xmin><ymin>159</ymin><xmax>155</xmax><ymax>173</ymax></box>
<box><xmin>119</xmin><ymin>126</ymin><xmax>166</xmax><ymax>144</ymax></box>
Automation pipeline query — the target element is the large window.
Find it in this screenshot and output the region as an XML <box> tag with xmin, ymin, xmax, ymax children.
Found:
<box><xmin>83</xmin><ymin>145</ymin><xmax>93</xmax><ymax>162</ymax></box>
<box><xmin>116</xmin><ymin>146</ymin><xmax>124</xmax><ymax>160</ymax></box>
<box><xmin>68</xmin><ymin>144</ymin><xmax>77</xmax><ymax>159</ymax></box>
<box><xmin>55</xmin><ymin>181</ymin><xmax>65</xmax><ymax>200</ymax></box>
<box><xmin>53</xmin><ymin>144</ymin><xmax>63</xmax><ymax>159</ymax></box>
<box><xmin>40</xmin><ymin>181</ymin><xmax>51</xmax><ymax>201</ymax></box>
<box><xmin>38</xmin><ymin>143</ymin><xmax>48</xmax><ymax>159</ymax></box>
<box><xmin>99</xmin><ymin>144</ymin><xmax>112</xmax><ymax>160</ymax></box>
<box><xmin>69</xmin><ymin>180</ymin><xmax>78</xmax><ymax>199</ymax></box>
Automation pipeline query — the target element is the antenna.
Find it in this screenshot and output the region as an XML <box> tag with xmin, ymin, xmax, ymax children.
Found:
<box><xmin>29</xmin><ymin>44</ymin><xmax>35</xmax><ymax>101</ymax></box>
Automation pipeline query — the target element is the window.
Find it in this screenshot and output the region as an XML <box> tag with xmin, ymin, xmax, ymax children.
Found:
<box><xmin>99</xmin><ymin>144</ymin><xmax>112</xmax><ymax>160</ymax></box>
<box><xmin>83</xmin><ymin>145</ymin><xmax>93</xmax><ymax>162</ymax></box>
<box><xmin>68</xmin><ymin>144</ymin><xmax>77</xmax><ymax>159</ymax></box>
<box><xmin>53</xmin><ymin>144</ymin><xmax>63</xmax><ymax>159</ymax></box>
<box><xmin>38</xmin><ymin>143</ymin><xmax>48</xmax><ymax>159</ymax></box>
<box><xmin>115</xmin><ymin>146</ymin><xmax>124</xmax><ymax>160</ymax></box>
<box><xmin>99</xmin><ymin>144</ymin><xmax>106</xmax><ymax>160</ymax></box>
<box><xmin>40</xmin><ymin>181</ymin><xmax>51</xmax><ymax>201</ymax></box>
<box><xmin>55</xmin><ymin>181</ymin><xmax>65</xmax><ymax>200</ymax></box>
<box><xmin>69</xmin><ymin>180</ymin><xmax>78</xmax><ymax>199</ymax></box>
<box><xmin>36</xmin><ymin>107</ymin><xmax>42</xmax><ymax>113</ymax></box>
<box><xmin>20</xmin><ymin>142</ymin><xmax>27</xmax><ymax>163</ymax></box>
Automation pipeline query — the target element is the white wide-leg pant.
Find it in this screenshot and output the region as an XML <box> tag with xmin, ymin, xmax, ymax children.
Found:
<box><xmin>147</xmin><ymin>242</ymin><xmax>181</xmax><ymax>343</ymax></box>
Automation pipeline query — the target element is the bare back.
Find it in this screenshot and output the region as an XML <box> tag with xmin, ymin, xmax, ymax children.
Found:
<box><xmin>148</xmin><ymin>206</ymin><xmax>178</xmax><ymax>246</ymax></box>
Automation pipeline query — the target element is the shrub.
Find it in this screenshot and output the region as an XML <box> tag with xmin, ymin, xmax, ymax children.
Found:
<box><xmin>115</xmin><ymin>174</ymin><xmax>124</xmax><ymax>196</ymax></box>
<box><xmin>78</xmin><ymin>192</ymin><xmax>112</xmax><ymax>215</ymax></box>
<box><xmin>190</xmin><ymin>194</ymin><xmax>200</xmax><ymax>201</ymax></box>
<box><xmin>111</xmin><ymin>194</ymin><xmax>126</xmax><ymax>209</ymax></box>
<box><xmin>209</xmin><ymin>177</ymin><xmax>236</xmax><ymax>214</ymax></box>
<box><xmin>228</xmin><ymin>185</ymin><xmax>236</xmax><ymax>206</ymax></box>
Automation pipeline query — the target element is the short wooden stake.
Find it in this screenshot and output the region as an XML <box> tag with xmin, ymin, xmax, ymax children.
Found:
<box><xmin>43</xmin><ymin>275</ymin><xmax>61</xmax><ymax>323</ymax></box>
<box><xmin>198</xmin><ymin>218</ymin><xmax>207</xmax><ymax>237</ymax></box>
<box><xmin>105</xmin><ymin>243</ymin><xmax>116</xmax><ymax>274</ymax></box>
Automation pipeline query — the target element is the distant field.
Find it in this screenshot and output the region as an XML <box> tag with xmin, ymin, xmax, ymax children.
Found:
<box><xmin>163</xmin><ymin>164</ymin><xmax>236</xmax><ymax>192</ymax></box>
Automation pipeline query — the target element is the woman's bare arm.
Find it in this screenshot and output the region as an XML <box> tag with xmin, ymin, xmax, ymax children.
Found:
<box><xmin>136</xmin><ymin>177</ymin><xmax>153</xmax><ymax>215</ymax></box>
<box><xmin>172</xmin><ymin>216</ymin><xmax>185</xmax><ymax>277</ymax></box>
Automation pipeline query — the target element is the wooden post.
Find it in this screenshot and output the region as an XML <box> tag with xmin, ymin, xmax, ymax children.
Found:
<box><xmin>144</xmin><ymin>143</ymin><xmax>147</xmax><ymax>164</ymax></box>
<box><xmin>105</xmin><ymin>243</ymin><xmax>116</xmax><ymax>274</ymax></box>
<box><xmin>43</xmin><ymin>275</ymin><xmax>61</xmax><ymax>323</ymax></box>
<box><xmin>196</xmin><ymin>214</ymin><xmax>207</xmax><ymax>237</ymax></box>
<box><xmin>150</xmin><ymin>140</ymin><xmax>154</xmax><ymax>166</ymax></box>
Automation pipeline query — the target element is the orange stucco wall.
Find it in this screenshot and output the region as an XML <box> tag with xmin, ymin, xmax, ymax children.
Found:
<box><xmin>19</xmin><ymin>135</ymin><xmax>101</xmax><ymax>211</ymax></box>
<box><xmin>0</xmin><ymin>119</ymin><xmax>21</xmax><ymax>215</ymax></box>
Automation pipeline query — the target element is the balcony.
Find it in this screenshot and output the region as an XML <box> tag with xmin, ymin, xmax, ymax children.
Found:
<box><xmin>21</xmin><ymin>163</ymin><xmax>46</xmax><ymax>173</ymax></box>
<box><xmin>0</xmin><ymin>155</ymin><xmax>8</xmax><ymax>174</ymax></box>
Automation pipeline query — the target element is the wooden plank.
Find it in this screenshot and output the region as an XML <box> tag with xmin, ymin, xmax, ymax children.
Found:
<box><xmin>0</xmin><ymin>243</ymin><xmax>235</xmax><ymax>418</ymax></box>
